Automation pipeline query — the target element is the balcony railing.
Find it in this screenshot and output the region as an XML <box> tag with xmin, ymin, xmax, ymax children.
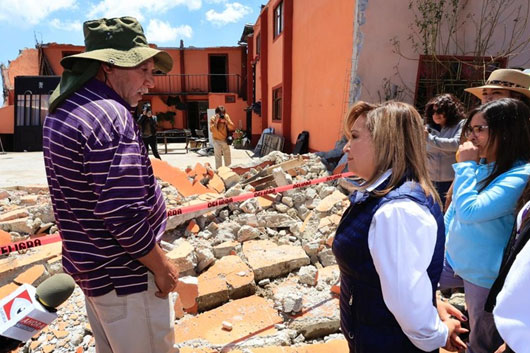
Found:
<box><xmin>149</xmin><ymin>74</ymin><xmax>241</xmax><ymax>96</ymax></box>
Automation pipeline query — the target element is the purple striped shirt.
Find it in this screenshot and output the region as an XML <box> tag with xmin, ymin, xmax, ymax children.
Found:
<box><xmin>42</xmin><ymin>79</ymin><xmax>167</xmax><ymax>297</ymax></box>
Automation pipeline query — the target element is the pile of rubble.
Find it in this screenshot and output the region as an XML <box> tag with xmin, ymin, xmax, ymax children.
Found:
<box><xmin>0</xmin><ymin>151</ymin><xmax>354</xmax><ymax>352</ymax></box>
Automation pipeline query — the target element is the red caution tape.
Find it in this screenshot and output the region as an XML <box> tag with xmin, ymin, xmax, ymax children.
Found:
<box><xmin>166</xmin><ymin>171</ymin><xmax>354</xmax><ymax>216</ymax></box>
<box><xmin>2</xmin><ymin>171</ymin><xmax>355</xmax><ymax>255</ymax></box>
<box><xmin>1</xmin><ymin>233</ymin><xmax>62</xmax><ymax>256</ymax></box>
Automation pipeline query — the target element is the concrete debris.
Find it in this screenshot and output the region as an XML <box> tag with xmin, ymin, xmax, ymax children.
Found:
<box><xmin>298</xmin><ymin>265</ymin><xmax>319</xmax><ymax>286</ymax></box>
<box><xmin>237</xmin><ymin>225</ymin><xmax>261</xmax><ymax>242</ymax></box>
<box><xmin>0</xmin><ymin>151</ymin><xmax>358</xmax><ymax>352</ymax></box>
<box><xmin>239</xmin><ymin>198</ymin><xmax>260</xmax><ymax>214</ymax></box>
<box><xmin>278</xmin><ymin>292</ymin><xmax>304</xmax><ymax>313</ymax></box>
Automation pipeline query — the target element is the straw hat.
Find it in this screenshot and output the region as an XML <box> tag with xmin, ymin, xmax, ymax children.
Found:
<box><xmin>465</xmin><ymin>69</ymin><xmax>530</xmax><ymax>99</ymax></box>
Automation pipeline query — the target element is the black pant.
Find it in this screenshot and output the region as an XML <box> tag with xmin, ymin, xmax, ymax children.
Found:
<box><xmin>142</xmin><ymin>135</ymin><xmax>161</xmax><ymax>160</ymax></box>
<box><xmin>433</xmin><ymin>180</ymin><xmax>452</xmax><ymax>206</ymax></box>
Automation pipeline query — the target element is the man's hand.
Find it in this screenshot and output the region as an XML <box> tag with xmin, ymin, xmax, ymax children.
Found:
<box><xmin>138</xmin><ymin>244</ymin><xmax>179</xmax><ymax>298</ymax></box>
<box><xmin>153</xmin><ymin>260</ymin><xmax>179</xmax><ymax>298</ymax></box>
<box><xmin>443</xmin><ymin>318</ymin><xmax>468</xmax><ymax>352</ymax></box>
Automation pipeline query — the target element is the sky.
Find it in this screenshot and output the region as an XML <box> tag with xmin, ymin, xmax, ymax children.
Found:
<box><xmin>0</xmin><ymin>0</ymin><xmax>264</xmax><ymax>69</ymax></box>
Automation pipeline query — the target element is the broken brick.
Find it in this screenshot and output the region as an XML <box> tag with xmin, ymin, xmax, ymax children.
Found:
<box><xmin>185</xmin><ymin>220</ymin><xmax>200</xmax><ymax>235</ymax></box>
<box><xmin>0</xmin><ymin>208</ymin><xmax>30</xmax><ymax>222</ymax></box>
<box><xmin>14</xmin><ymin>264</ymin><xmax>46</xmax><ymax>285</ymax></box>
<box><xmin>176</xmin><ymin>276</ymin><xmax>199</xmax><ymax>309</ymax></box>
<box><xmin>243</xmin><ymin>240</ymin><xmax>310</xmax><ymax>281</ymax></box>
<box><xmin>197</xmin><ymin>255</ymin><xmax>255</xmax><ymax>311</ymax></box>
<box><xmin>174</xmin><ymin>295</ymin><xmax>281</xmax><ymax>346</ymax></box>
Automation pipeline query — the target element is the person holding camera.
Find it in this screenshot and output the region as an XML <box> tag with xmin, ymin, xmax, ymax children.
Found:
<box><xmin>210</xmin><ymin>105</ymin><xmax>235</xmax><ymax>169</ymax></box>
<box><xmin>137</xmin><ymin>103</ymin><xmax>161</xmax><ymax>160</ymax></box>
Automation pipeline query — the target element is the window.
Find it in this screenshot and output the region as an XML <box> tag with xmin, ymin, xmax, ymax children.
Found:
<box><xmin>16</xmin><ymin>93</ymin><xmax>51</xmax><ymax>127</ymax></box>
<box><xmin>415</xmin><ymin>55</ymin><xmax>507</xmax><ymax>112</ymax></box>
<box><xmin>274</xmin><ymin>1</ymin><xmax>283</xmax><ymax>38</ymax></box>
<box><xmin>272</xmin><ymin>87</ymin><xmax>282</xmax><ymax>121</ymax></box>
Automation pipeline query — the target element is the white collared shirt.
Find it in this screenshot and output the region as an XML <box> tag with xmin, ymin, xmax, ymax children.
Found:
<box><xmin>363</xmin><ymin>170</ymin><xmax>449</xmax><ymax>350</ymax></box>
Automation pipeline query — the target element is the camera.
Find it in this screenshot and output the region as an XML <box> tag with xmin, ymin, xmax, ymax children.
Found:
<box><xmin>219</xmin><ymin>113</ymin><xmax>225</xmax><ymax>119</ymax></box>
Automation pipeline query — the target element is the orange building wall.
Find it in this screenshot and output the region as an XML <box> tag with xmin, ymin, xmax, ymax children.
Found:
<box><xmin>0</xmin><ymin>105</ymin><xmax>14</xmax><ymax>133</ymax></box>
<box><xmin>42</xmin><ymin>44</ymin><xmax>84</xmax><ymax>75</ymax></box>
<box><xmin>4</xmin><ymin>49</ymin><xmax>39</xmax><ymax>92</ymax></box>
<box><xmin>183</xmin><ymin>47</ymin><xmax>243</xmax><ymax>94</ymax></box>
<box><xmin>208</xmin><ymin>93</ymin><xmax>247</xmax><ymax>131</ymax></box>
<box><xmin>250</xmin><ymin>19</ymin><xmax>264</xmax><ymax>137</ymax></box>
<box><xmin>266</xmin><ymin>0</ymin><xmax>284</xmax><ymax>136</ymax></box>
<box><xmin>160</xmin><ymin>49</ymin><xmax>182</xmax><ymax>74</ymax></box>
<box><xmin>1</xmin><ymin>48</ymin><xmax>39</xmax><ymax>133</ymax></box>
<box><xmin>290</xmin><ymin>0</ymin><xmax>355</xmax><ymax>151</ymax></box>
<box><xmin>148</xmin><ymin>95</ymin><xmax>186</xmax><ymax>130</ymax></box>
<box><xmin>252</xmin><ymin>20</ymin><xmax>263</xmax><ymax>102</ymax></box>
<box><xmin>253</xmin><ymin>44</ymin><xmax>263</xmax><ymax>136</ymax></box>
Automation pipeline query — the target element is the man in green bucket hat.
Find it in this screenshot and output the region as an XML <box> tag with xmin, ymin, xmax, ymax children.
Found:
<box><xmin>43</xmin><ymin>17</ymin><xmax>179</xmax><ymax>353</ymax></box>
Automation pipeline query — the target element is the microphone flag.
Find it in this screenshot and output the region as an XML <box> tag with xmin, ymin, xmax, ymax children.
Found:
<box><xmin>0</xmin><ymin>284</ymin><xmax>57</xmax><ymax>341</ymax></box>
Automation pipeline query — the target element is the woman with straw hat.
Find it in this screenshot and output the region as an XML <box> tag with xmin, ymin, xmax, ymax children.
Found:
<box><xmin>465</xmin><ymin>69</ymin><xmax>530</xmax><ymax>106</ymax></box>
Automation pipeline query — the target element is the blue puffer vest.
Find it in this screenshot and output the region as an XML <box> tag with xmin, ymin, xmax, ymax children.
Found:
<box><xmin>332</xmin><ymin>180</ymin><xmax>445</xmax><ymax>353</ymax></box>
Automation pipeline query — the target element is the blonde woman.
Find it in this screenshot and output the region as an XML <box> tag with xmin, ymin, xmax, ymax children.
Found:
<box><xmin>332</xmin><ymin>101</ymin><xmax>466</xmax><ymax>353</ymax></box>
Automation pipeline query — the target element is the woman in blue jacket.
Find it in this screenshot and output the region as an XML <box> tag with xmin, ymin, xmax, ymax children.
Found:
<box><xmin>333</xmin><ymin>101</ymin><xmax>466</xmax><ymax>353</ymax></box>
<box><xmin>442</xmin><ymin>98</ymin><xmax>530</xmax><ymax>353</ymax></box>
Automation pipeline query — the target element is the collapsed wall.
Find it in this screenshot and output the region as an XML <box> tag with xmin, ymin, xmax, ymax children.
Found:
<box><xmin>0</xmin><ymin>152</ymin><xmax>355</xmax><ymax>352</ymax></box>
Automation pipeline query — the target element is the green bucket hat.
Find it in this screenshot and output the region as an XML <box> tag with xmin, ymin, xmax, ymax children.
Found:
<box><xmin>61</xmin><ymin>16</ymin><xmax>172</xmax><ymax>72</ymax></box>
<box><xmin>49</xmin><ymin>16</ymin><xmax>173</xmax><ymax>112</ymax></box>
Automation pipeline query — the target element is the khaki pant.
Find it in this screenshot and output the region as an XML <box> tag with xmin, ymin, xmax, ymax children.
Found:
<box><xmin>85</xmin><ymin>273</ymin><xmax>178</xmax><ymax>353</ymax></box>
<box><xmin>212</xmin><ymin>139</ymin><xmax>231</xmax><ymax>169</ymax></box>
<box><xmin>439</xmin><ymin>259</ymin><xmax>503</xmax><ymax>353</ymax></box>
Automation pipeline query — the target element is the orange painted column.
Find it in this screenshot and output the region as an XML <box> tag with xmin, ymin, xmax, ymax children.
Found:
<box><xmin>180</xmin><ymin>43</ymin><xmax>188</xmax><ymax>129</ymax></box>
<box><xmin>240</xmin><ymin>45</ymin><xmax>247</xmax><ymax>99</ymax></box>
<box><xmin>282</xmin><ymin>0</ymin><xmax>294</xmax><ymax>152</ymax></box>
<box><xmin>246</xmin><ymin>37</ymin><xmax>254</xmax><ymax>104</ymax></box>
<box><xmin>260</xmin><ymin>7</ymin><xmax>269</xmax><ymax>134</ymax></box>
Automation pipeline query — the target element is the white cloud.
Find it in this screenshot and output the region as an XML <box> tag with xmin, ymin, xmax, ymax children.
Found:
<box><xmin>206</xmin><ymin>0</ymin><xmax>227</xmax><ymax>3</ymax></box>
<box><xmin>88</xmin><ymin>0</ymin><xmax>202</xmax><ymax>21</ymax></box>
<box><xmin>205</xmin><ymin>2</ymin><xmax>252</xmax><ymax>26</ymax></box>
<box><xmin>0</xmin><ymin>0</ymin><xmax>76</xmax><ymax>25</ymax></box>
<box><xmin>146</xmin><ymin>19</ymin><xmax>192</xmax><ymax>43</ymax></box>
<box><xmin>50</xmin><ymin>18</ymin><xmax>82</xmax><ymax>32</ymax></box>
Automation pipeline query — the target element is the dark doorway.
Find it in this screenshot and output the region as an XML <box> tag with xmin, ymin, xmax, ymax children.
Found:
<box><xmin>186</xmin><ymin>101</ymin><xmax>209</xmax><ymax>134</ymax></box>
<box><xmin>246</xmin><ymin>108</ymin><xmax>252</xmax><ymax>141</ymax></box>
<box><xmin>209</xmin><ymin>54</ymin><xmax>228</xmax><ymax>93</ymax></box>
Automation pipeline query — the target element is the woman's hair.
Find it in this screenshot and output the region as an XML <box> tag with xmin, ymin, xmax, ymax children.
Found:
<box><xmin>343</xmin><ymin>100</ymin><xmax>440</xmax><ymax>204</ymax></box>
<box><xmin>508</xmin><ymin>91</ymin><xmax>530</xmax><ymax>108</ymax></box>
<box><xmin>343</xmin><ymin>101</ymin><xmax>378</xmax><ymax>139</ymax></box>
<box><xmin>424</xmin><ymin>93</ymin><xmax>466</xmax><ymax>127</ymax></box>
<box><xmin>215</xmin><ymin>105</ymin><xmax>226</xmax><ymax>114</ymax></box>
<box><xmin>469</xmin><ymin>98</ymin><xmax>530</xmax><ymax>191</ymax></box>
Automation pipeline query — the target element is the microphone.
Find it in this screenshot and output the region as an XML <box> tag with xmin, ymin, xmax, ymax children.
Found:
<box><xmin>0</xmin><ymin>274</ymin><xmax>75</xmax><ymax>353</ymax></box>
